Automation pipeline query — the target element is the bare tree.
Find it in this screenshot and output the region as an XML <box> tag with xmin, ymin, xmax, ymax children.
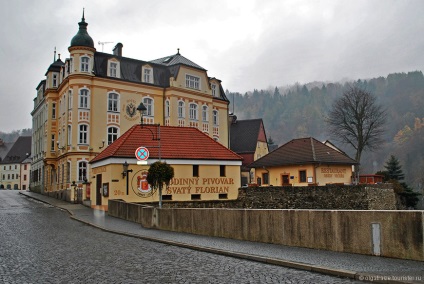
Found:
<box><xmin>326</xmin><ymin>85</ymin><xmax>386</xmax><ymax>165</ymax></box>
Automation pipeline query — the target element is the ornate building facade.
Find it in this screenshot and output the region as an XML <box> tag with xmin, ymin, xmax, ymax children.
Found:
<box><xmin>30</xmin><ymin>13</ymin><xmax>230</xmax><ymax>194</ymax></box>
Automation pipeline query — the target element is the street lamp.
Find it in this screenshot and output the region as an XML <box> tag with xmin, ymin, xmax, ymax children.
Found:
<box><xmin>122</xmin><ymin>161</ymin><xmax>133</xmax><ymax>195</ymax></box>
<box><xmin>137</xmin><ymin>102</ymin><xmax>147</xmax><ymax>126</ymax></box>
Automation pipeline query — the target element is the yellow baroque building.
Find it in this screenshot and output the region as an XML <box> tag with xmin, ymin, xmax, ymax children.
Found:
<box><xmin>30</xmin><ymin>13</ymin><xmax>231</xmax><ymax>196</ymax></box>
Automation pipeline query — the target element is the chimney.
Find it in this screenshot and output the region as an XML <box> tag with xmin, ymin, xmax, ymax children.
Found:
<box><xmin>113</xmin><ymin>43</ymin><xmax>123</xmax><ymax>57</ymax></box>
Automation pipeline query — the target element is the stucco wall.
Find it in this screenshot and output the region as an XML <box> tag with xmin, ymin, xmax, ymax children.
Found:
<box><xmin>108</xmin><ymin>200</ymin><xmax>424</xmax><ymax>261</ymax></box>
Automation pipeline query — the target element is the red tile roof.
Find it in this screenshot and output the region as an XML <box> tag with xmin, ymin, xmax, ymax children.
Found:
<box><xmin>90</xmin><ymin>125</ymin><xmax>242</xmax><ymax>163</ymax></box>
<box><xmin>248</xmin><ymin>137</ymin><xmax>357</xmax><ymax>168</ymax></box>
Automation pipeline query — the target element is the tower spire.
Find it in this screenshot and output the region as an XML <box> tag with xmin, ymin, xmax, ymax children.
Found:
<box><xmin>54</xmin><ymin>47</ymin><xmax>56</xmax><ymax>61</ymax></box>
<box><xmin>82</xmin><ymin>8</ymin><xmax>85</xmax><ymax>21</ymax></box>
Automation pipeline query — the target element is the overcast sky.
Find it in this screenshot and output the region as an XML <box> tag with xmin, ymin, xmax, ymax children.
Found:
<box><xmin>1</xmin><ymin>0</ymin><xmax>424</xmax><ymax>132</ymax></box>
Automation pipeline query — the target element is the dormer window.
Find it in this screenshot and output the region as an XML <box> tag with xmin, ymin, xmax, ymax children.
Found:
<box><xmin>142</xmin><ymin>66</ymin><xmax>153</xmax><ymax>84</ymax></box>
<box><xmin>110</xmin><ymin>62</ymin><xmax>117</xmax><ymax>77</ymax></box>
<box><xmin>108</xmin><ymin>60</ymin><xmax>120</xmax><ymax>78</ymax></box>
<box><xmin>186</xmin><ymin>74</ymin><xmax>200</xmax><ymax>90</ymax></box>
<box><xmin>211</xmin><ymin>84</ymin><xmax>217</xmax><ymax>96</ymax></box>
<box><xmin>80</xmin><ymin>56</ymin><xmax>89</xmax><ymax>72</ymax></box>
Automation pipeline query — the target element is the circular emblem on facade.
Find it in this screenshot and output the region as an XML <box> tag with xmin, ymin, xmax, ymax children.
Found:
<box><xmin>135</xmin><ymin>147</ymin><xmax>149</xmax><ymax>161</ymax></box>
<box><xmin>126</xmin><ymin>103</ymin><xmax>137</xmax><ymax>118</ymax></box>
<box><xmin>131</xmin><ymin>170</ymin><xmax>155</xmax><ymax>198</ymax></box>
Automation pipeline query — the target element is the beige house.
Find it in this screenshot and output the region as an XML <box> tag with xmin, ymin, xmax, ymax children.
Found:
<box><xmin>249</xmin><ymin>137</ymin><xmax>358</xmax><ymax>186</ymax></box>
<box><xmin>89</xmin><ymin>125</ymin><xmax>242</xmax><ymax>210</ymax></box>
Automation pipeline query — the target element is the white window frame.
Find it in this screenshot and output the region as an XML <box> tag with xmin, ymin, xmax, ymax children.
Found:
<box><xmin>67</xmin><ymin>125</ymin><xmax>72</xmax><ymax>145</ymax></box>
<box><xmin>110</xmin><ymin>62</ymin><xmax>117</xmax><ymax>77</ymax></box>
<box><xmin>53</xmin><ymin>73</ymin><xmax>58</xmax><ymax>87</ymax></box>
<box><xmin>68</xmin><ymin>90</ymin><xmax>73</xmax><ymax>110</ymax></box>
<box><xmin>202</xmin><ymin>105</ymin><xmax>208</xmax><ymax>122</ymax></box>
<box><xmin>189</xmin><ymin>103</ymin><xmax>198</xmax><ymax>120</ymax></box>
<box><xmin>52</xmin><ymin>103</ymin><xmax>56</xmax><ymax>119</ymax></box>
<box><xmin>213</xmin><ymin>110</ymin><xmax>219</xmax><ymax>126</ymax></box>
<box><xmin>108</xmin><ymin>92</ymin><xmax>119</xmax><ymax>112</ymax></box>
<box><xmin>143</xmin><ymin>97</ymin><xmax>154</xmax><ymax>116</ymax></box>
<box><xmin>178</xmin><ymin>101</ymin><xmax>185</xmax><ymax>118</ymax></box>
<box><xmin>186</xmin><ymin>74</ymin><xmax>200</xmax><ymax>90</ymax></box>
<box><xmin>165</xmin><ymin>100</ymin><xmax>170</xmax><ymax>117</ymax></box>
<box><xmin>211</xmin><ymin>83</ymin><xmax>217</xmax><ymax>97</ymax></box>
<box><xmin>80</xmin><ymin>56</ymin><xmax>90</xmax><ymax>72</ymax></box>
<box><xmin>77</xmin><ymin>161</ymin><xmax>88</xmax><ymax>182</ymax></box>
<box><xmin>143</xmin><ymin>67</ymin><xmax>153</xmax><ymax>84</ymax></box>
<box><xmin>107</xmin><ymin>127</ymin><xmax>119</xmax><ymax>145</ymax></box>
<box><xmin>78</xmin><ymin>124</ymin><xmax>89</xmax><ymax>144</ymax></box>
<box><xmin>70</xmin><ymin>57</ymin><xmax>74</xmax><ymax>73</ymax></box>
<box><xmin>108</xmin><ymin>60</ymin><xmax>120</xmax><ymax>78</ymax></box>
<box><xmin>79</xmin><ymin>88</ymin><xmax>90</xmax><ymax>109</ymax></box>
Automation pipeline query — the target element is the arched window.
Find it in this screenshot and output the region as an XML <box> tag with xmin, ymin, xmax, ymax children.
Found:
<box><xmin>107</xmin><ymin>127</ymin><xmax>119</xmax><ymax>145</ymax></box>
<box><xmin>108</xmin><ymin>93</ymin><xmax>119</xmax><ymax>112</ymax></box>
<box><xmin>165</xmin><ymin>100</ymin><xmax>170</xmax><ymax>117</ymax></box>
<box><xmin>143</xmin><ymin>97</ymin><xmax>153</xmax><ymax>116</ymax></box>
<box><xmin>178</xmin><ymin>101</ymin><xmax>185</xmax><ymax>118</ymax></box>
<box><xmin>68</xmin><ymin>90</ymin><xmax>73</xmax><ymax>109</ymax></box>
<box><xmin>189</xmin><ymin>103</ymin><xmax>198</xmax><ymax>120</ymax></box>
<box><xmin>202</xmin><ymin>105</ymin><xmax>208</xmax><ymax>122</ymax></box>
<box><xmin>80</xmin><ymin>56</ymin><xmax>89</xmax><ymax>72</ymax></box>
<box><xmin>213</xmin><ymin>110</ymin><xmax>219</xmax><ymax>126</ymax></box>
<box><xmin>79</xmin><ymin>89</ymin><xmax>89</xmax><ymax>109</ymax></box>
<box><xmin>78</xmin><ymin>161</ymin><xmax>87</xmax><ymax>182</ymax></box>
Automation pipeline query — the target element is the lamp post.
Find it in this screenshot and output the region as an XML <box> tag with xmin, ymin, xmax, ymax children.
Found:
<box><xmin>122</xmin><ymin>161</ymin><xmax>133</xmax><ymax>195</ymax></box>
<box><xmin>137</xmin><ymin>102</ymin><xmax>147</xmax><ymax>126</ymax></box>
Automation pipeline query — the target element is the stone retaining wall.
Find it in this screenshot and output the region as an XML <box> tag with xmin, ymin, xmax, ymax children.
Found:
<box><xmin>108</xmin><ymin>200</ymin><xmax>424</xmax><ymax>261</ymax></box>
<box><xmin>159</xmin><ymin>184</ymin><xmax>397</xmax><ymax>210</ymax></box>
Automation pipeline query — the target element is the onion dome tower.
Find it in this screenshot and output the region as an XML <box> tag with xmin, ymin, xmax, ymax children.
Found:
<box><xmin>70</xmin><ymin>9</ymin><xmax>94</xmax><ymax>48</ymax></box>
<box><xmin>68</xmin><ymin>9</ymin><xmax>96</xmax><ymax>75</ymax></box>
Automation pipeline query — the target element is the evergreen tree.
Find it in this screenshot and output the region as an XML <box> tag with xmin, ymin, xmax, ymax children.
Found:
<box><xmin>384</xmin><ymin>155</ymin><xmax>405</xmax><ymax>180</ymax></box>
<box><xmin>381</xmin><ymin>155</ymin><xmax>420</xmax><ymax>209</ymax></box>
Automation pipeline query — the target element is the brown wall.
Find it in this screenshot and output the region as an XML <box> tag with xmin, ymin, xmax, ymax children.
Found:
<box><xmin>109</xmin><ymin>200</ymin><xmax>424</xmax><ymax>261</ymax></box>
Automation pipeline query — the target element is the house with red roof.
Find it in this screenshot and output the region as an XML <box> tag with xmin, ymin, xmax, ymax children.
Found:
<box><xmin>248</xmin><ymin>137</ymin><xmax>358</xmax><ymax>186</ymax></box>
<box><xmin>89</xmin><ymin>124</ymin><xmax>242</xmax><ymax>209</ymax></box>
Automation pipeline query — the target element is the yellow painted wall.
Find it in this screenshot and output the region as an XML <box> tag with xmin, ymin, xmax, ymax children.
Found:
<box><xmin>90</xmin><ymin>162</ymin><xmax>241</xmax><ymax>207</ymax></box>
<box><xmin>254</xmin><ymin>164</ymin><xmax>353</xmax><ymax>186</ymax></box>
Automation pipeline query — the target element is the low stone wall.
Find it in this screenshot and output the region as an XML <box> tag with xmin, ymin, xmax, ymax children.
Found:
<box><xmin>158</xmin><ymin>184</ymin><xmax>397</xmax><ymax>210</ymax></box>
<box><xmin>108</xmin><ymin>200</ymin><xmax>424</xmax><ymax>261</ymax></box>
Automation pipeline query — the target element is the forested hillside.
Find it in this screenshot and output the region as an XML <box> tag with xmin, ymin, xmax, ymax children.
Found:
<box><xmin>227</xmin><ymin>71</ymin><xmax>424</xmax><ymax>190</ymax></box>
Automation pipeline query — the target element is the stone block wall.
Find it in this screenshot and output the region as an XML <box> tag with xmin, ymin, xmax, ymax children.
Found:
<box><xmin>159</xmin><ymin>184</ymin><xmax>397</xmax><ymax>210</ymax></box>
